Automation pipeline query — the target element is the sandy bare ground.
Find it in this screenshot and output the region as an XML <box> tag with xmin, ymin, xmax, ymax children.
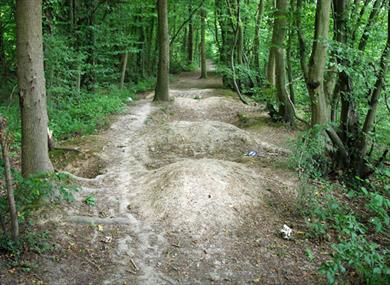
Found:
<box><xmin>0</xmin><ymin>67</ymin><xmax>328</xmax><ymax>285</ymax></box>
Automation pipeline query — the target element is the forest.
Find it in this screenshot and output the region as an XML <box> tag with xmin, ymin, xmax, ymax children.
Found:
<box><xmin>0</xmin><ymin>0</ymin><xmax>389</xmax><ymax>284</ymax></box>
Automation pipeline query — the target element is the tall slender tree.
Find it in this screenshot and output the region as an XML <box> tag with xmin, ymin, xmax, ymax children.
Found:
<box><xmin>271</xmin><ymin>0</ymin><xmax>294</xmax><ymax>123</ymax></box>
<box><xmin>16</xmin><ymin>0</ymin><xmax>53</xmax><ymax>177</ymax></box>
<box><xmin>188</xmin><ymin>0</ymin><xmax>194</xmax><ymax>65</ymax></box>
<box><xmin>154</xmin><ymin>0</ymin><xmax>170</xmax><ymax>101</ymax></box>
<box><xmin>252</xmin><ymin>0</ymin><xmax>265</xmax><ymax>80</ymax></box>
<box><xmin>200</xmin><ymin>5</ymin><xmax>208</xmax><ymax>79</ymax></box>
<box><xmin>306</xmin><ymin>0</ymin><xmax>332</xmax><ymax>126</ymax></box>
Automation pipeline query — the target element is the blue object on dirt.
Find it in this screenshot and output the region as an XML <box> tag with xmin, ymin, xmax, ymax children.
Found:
<box><xmin>246</xmin><ymin>150</ymin><xmax>257</xmax><ymax>157</ymax></box>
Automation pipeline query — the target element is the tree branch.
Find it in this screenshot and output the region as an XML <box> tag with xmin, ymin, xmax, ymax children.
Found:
<box><xmin>296</xmin><ymin>0</ymin><xmax>308</xmax><ymax>82</ymax></box>
<box><xmin>326</xmin><ymin>127</ymin><xmax>349</xmax><ymax>159</ymax></box>
<box><xmin>230</xmin><ymin>0</ymin><xmax>249</xmax><ymax>105</ymax></box>
<box><xmin>169</xmin><ymin>0</ymin><xmax>205</xmax><ymax>46</ymax></box>
<box><xmin>358</xmin><ymin>0</ymin><xmax>384</xmax><ymax>51</ymax></box>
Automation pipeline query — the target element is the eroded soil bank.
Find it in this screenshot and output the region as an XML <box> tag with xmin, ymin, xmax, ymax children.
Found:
<box><xmin>0</xmin><ymin>69</ymin><xmax>328</xmax><ymax>285</ymax></box>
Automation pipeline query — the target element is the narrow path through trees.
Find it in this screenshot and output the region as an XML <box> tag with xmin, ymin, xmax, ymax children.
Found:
<box><xmin>2</xmin><ymin>67</ymin><xmax>327</xmax><ymax>285</ymax></box>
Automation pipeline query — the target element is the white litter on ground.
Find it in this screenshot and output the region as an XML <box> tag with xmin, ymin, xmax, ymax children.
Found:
<box><xmin>280</xmin><ymin>224</ymin><xmax>293</xmax><ymax>239</ymax></box>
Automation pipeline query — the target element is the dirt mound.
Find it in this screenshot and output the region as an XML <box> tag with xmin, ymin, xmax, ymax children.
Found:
<box><xmin>136</xmin><ymin>159</ymin><xmax>266</xmax><ymax>234</ymax></box>
<box><xmin>171</xmin><ymin>96</ymin><xmax>261</xmax><ymax>123</ymax></box>
<box><xmin>141</xmin><ymin>120</ymin><xmax>258</xmax><ymax>168</ymax></box>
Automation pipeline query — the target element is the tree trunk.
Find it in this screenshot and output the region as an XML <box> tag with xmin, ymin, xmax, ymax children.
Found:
<box><xmin>182</xmin><ymin>26</ymin><xmax>188</xmax><ymax>55</ymax></box>
<box><xmin>253</xmin><ymin>0</ymin><xmax>265</xmax><ymax>83</ymax></box>
<box><xmin>138</xmin><ymin>22</ymin><xmax>146</xmax><ymax>79</ymax></box>
<box><xmin>287</xmin><ymin>0</ymin><xmax>296</xmax><ymax>104</ymax></box>
<box><xmin>237</xmin><ymin>19</ymin><xmax>244</xmax><ymax>65</ymax></box>
<box><xmin>230</xmin><ymin>0</ymin><xmax>249</xmax><ymax>104</ymax></box>
<box><xmin>358</xmin><ymin>7</ymin><xmax>390</xmax><ymax>176</ymax></box>
<box><xmin>216</xmin><ymin>0</ymin><xmax>236</xmax><ymax>88</ymax></box>
<box><xmin>296</xmin><ymin>0</ymin><xmax>308</xmax><ymax>82</ymax></box>
<box><xmin>306</xmin><ymin>0</ymin><xmax>331</xmax><ymax>126</ymax></box>
<box><xmin>266</xmin><ymin>50</ymin><xmax>276</xmax><ymax>86</ymax></box>
<box><xmin>271</xmin><ymin>0</ymin><xmax>294</xmax><ymax>123</ymax></box>
<box><xmin>333</xmin><ymin>0</ymin><xmax>359</xmax><ymax>147</ymax></box>
<box><xmin>16</xmin><ymin>0</ymin><xmax>54</xmax><ymax>178</ymax></box>
<box><xmin>120</xmin><ymin>52</ymin><xmax>128</xmax><ymax>89</ymax></box>
<box><xmin>0</xmin><ymin>118</ymin><xmax>19</xmax><ymax>241</ymax></box>
<box><xmin>154</xmin><ymin>0</ymin><xmax>170</xmax><ymax>102</ymax></box>
<box><xmin>358</xmin><ymin>0</ymin><xmax>384</xmax><ymax>51</ymax></box>
<box><xmin>188</xmin><ymin>1</ymin><xmax>194</xmax><ymax>65</ymax></box>
<box><xmin>200</xmin><ymin>6</ymin><xmax>208</xmax><ymax>79</ymax></box>
<box><xmin>0</xmin><ymin>24</ymin><xmax>7</xmax><ymax>79</ymax></box>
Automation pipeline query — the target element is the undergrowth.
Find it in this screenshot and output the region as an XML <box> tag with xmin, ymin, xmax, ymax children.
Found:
<box><xmin>0</xmin><ymin>78</ymin><xmax>156</xmax><ymax>146</ymax></box>
<box><xmin>291</xmin><ymin>127</ymin><xmax>390</xmax><ymax>285</ymax></box>
<box><xmin>0</xmin><ymin>172</ymin><xmax>79</xmax><ymax>258</ymax></box>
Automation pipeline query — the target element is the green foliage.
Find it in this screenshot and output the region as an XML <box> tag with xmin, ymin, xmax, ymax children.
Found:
<box><xmin>44</xmin><ymin>34</ymin><xmax>85</xmax><ymax>97</ymax></box>
<box><xmin>48</xmin><ymin>78</ymin><xmax>154</xmax><ymax>140</ymax></box>
<box><xmin>252</xmin><ymin>86</ymin><xmax>276</xmax><ymax>104</ymax></box>
<box><xmin>0</xmin><ymin>172</ymin><xmax>78</xmax><ymax>224</ymax></box>
<box><xmin>170</xmin><ymin>60</ymin><xmax>195</xmax><ymax>74</ymax></box>
<box><xmin>298</xmin><ymin>181</ymin><xmax>390</xmax><ymax>284</ymax></box>
<box><xmin>0</xmin><ymin>104</ymin><xmax>21</xmax><ymax>148</ymax></box>
<box><xmin>49</xmin><ymin>90</ymin><xmax>125</xmax><ymax>139</ymax></box>
<box><xmin>84</xmin><ymin>195</ymin><xmax>96</xmax><ymax>207</ymax></box>
<box><xmin>0</xmin><ymin>230</ymin><xmax>54</xmax><ymax>260</ymax></box>
<box><xmin>292</xmin><ymin>128</ymin><xmax>390</xmax><ymax>284</ymax></box>
<box><xmin>0</xmin><ymin>172</ymin><xmax>77</xmax><ymax>257</ymax></box>
<box><xmin>320</xmin><ymin>236</ymin><xmax>390</xmax><ymax>285</ymax></box>
<box><xmin>290</xmin><ymin>125</ymin><xmax>330</xmax><ymax>179</ymax></box>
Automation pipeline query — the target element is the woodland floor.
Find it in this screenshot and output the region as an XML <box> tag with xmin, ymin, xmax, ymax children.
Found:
<box><xmin>1</xmin><ymin>64</ymin><xmax>331</xmax><ymax>285</ymax></box>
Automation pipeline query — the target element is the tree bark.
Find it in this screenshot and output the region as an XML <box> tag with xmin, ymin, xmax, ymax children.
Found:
<box><xmin>200</xmin><ymin>6</ymin><xmax>208</xmax><ymax>79</ymax></box>
<box><xmin>333</xmin><ymin>0</ymin><xmax>359</xmax><ymax>148</ymax></box>
<box><xmin>266</xmin><ymin>0</ymin><xmax>276</xmax><ymax>86</ymax></box>
<box><xmin>216</xmin><ymin>0</ymin><xmax>235</xmax><ymax>88</ymax></box>
<box><xmin>0</xmin><ymin>24</ymin><xmax>7</xmax><ymax>79</ymax></box>
<box><xmin>230</xmin><ymin>0</ymin><xmax>249</xmax><ymax>104</ymax></box>
<box><xmin>358</xmin><ymin>0</ymin><xmax>384</xmax><ymax>51</ymax></box>
<box><xmin>237</xmin><ymin>16</ymin><xmax>244</xmax><ymax>65</ymax></box>
<box><xmin>351</xmin><ymin>0</ymin><xmax>371</xmax><ymax>42</ymax></box>
<box><xmin>287</xmin><ymin>24</ymin><xmax>295</xmax><ymax>104</ymax></box>
<box><xmin>358</xmin><ymin>6</ymin><xmax>390</xmax><ymax>175</ymax></box>
<box><xmin>0</xmin><ymin>117</ymin><xmax>19</xmax><ymax>241</ymax></box>
<box><xmin>271</xmin><ymin>0</ymin><xmax>294</xmax><ymax>123</ymax></box>
<box><xmin>286</xmin><ymin>0</ymin><xmax>296</xmax><ymax>104</ymax></box>
<box><xmin>266</xmin><ymin>50</ymin><xmax>276</xmax><ymax>86</ymax></box>
<box><xmin>16</xmin><ymin>0</ymin><xmax>54</xmax><ymax>178</ymax></box>
<box><xmin>306</xmin><ymin>0</ymin><xmax>332</xmax><ymax>126</ymax></box>
<box><xmin>296</xmin><ymin>0</ymin><xmax>308</xmax><ymax>82</ymax></box>
<box><xmin>188</xmin><ymin>8</ymin><xmax>194</xmax><ymax>65</ymax></box>
<box><xmin>120</xmin><ymin>52</ymin><xmax>128</xmax><ymax>89</ymax></box>
<box><xmin>252</xmin><ymin>0</ymin><xmax>265</xmax><ymax>75</ymax></box>
<box><xmin>154</xmin><ymin>0</ymin><xmax>170</xmax><ymax>101</ymax></box>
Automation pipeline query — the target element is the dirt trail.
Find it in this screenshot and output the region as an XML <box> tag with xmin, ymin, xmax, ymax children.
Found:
<box><xmin>1</xmin><ymin>65</ymin><xmax>327</xmax><ymax>285</ymax></box>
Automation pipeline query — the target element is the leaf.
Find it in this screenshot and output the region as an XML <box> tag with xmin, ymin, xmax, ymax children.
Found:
<box><xmin>371</xmin><ymin>217</ymin><xmax>383</xmax><ymax>233</ymax></box>
<box><xmin>306</xmin><ymin>248</ymin><xmax>315</xmax><ymax>262</ymax></box>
